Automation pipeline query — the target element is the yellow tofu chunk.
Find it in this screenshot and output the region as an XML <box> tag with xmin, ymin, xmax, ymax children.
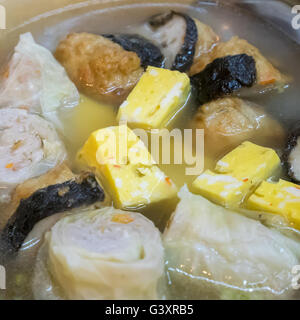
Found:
<box><xmin>192</xmin><ymin>142</ymin><xmax>281</xmax><ymax>207</ymax></box>
<box><xmin>117</xmin><ymin>66</ymin><xmax>191</xmax><ymax>129</ymax></box>
<box><xmin>247</xmin><ymin>179</ymin><xmax>300</xmax><ymax>230</ymax></box>
<box><xmin>77</xmin><ymin>125</ymin><xmax>177</xmax><ymax>209</ymax></box>
<box><xmin>192</xmin><ymin>170</ymin><xmax>250</xmax><ymax>207</ymax></box>
<box><xmin>215</xmin><ymin>141</ymin><xmax>281</xmax><ymax>183</ymax></box>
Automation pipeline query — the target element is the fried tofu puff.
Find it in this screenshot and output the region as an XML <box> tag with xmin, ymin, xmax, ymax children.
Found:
<box><xmin>55</xmin><ymin>33</ymin><xmax>144</xmax><ymax>105</ymax></box>
<box><xmin>192</xmin><ymin>97</ymin><xmax>286</xmax><ymax>157</ymax></box>
<box><xmin>190</xmin><ymin>36</ymin><xmax>287</xmax><ymax>86</ymax></box>
<box><xmin>192</xmin><ymin>19</ymin><xmax>219</xmax><ymax>70</ymax></box>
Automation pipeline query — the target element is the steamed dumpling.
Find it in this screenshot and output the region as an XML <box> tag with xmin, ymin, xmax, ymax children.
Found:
<box><xmin>33</xmin><ymin>207</ymin><xmax>164</xmax><ymax>300</ymax></box>
<box><xmin>0</xmin><ymin>108</ymin><xmax>66</xmax><ymax>203</ymax></box>
<box><xmin>0</xmin><ymin>33</ymin><xmax>79</xmax><ymax>119</ymax></box>
<box><xmin>163</xmin><ymin>185</ymin><xmax>300</xmax><ymax>300</ymax></box>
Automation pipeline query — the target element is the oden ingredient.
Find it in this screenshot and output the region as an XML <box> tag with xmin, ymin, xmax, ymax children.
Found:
<box><xmin>117</xmin><ymin>66</ymin><xmax>191</xmax><ymax>129</ymax></box>
<box><xmin>0</xmin><ymin>173</ymin><xmax>105</xmax><ymax>257</ymax></box>
<box><xmin>192</xmin><ymin>97</ymin><xmax>286</xmax><ymax>157</ymax></box>
<box><xmin>190</xmin><ymin>36</ymin><xmax>287</xmax><ymax>87</ymax></box>
<box><xmin>163</xmin><ymin>186</ymin><xmax>300</xmax><ymax>300</ymax></box>
<box><xmin>0</xmin><ymin>33</ymin><xmax>79</xmax><ymax>119</ymax></box>
<box><xmin>55</xmin><ymin>32</ymin><xmax>144</xmax><ymax>105</ymax></box>
<box><xmin>192</xmin><ymin>142</ymin><xmax>281</xmax><ymax>207</ymax></box>
<box><xmin>0</xmin><ymin>108</ymin><xmax>67</xmax><ymax>203</ymax></box>
<box><xmin>77</xmin><ymin>125</ymin><xmax>177</xmax><ymax>209</ymax></box>
<box><xmin>247</xmin><ymin>179</ymin><xmax>300</xmax><ymax>230</ymax></box>
<box><xmin>33</xmin><ymin>207</ymin><xmax>164</xmax><ymax>300</ymax></box>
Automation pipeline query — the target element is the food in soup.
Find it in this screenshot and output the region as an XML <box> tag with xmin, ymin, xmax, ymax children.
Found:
<box><xmin>32</xmin><ymin>207</ymin><xmax>164</xmax><ymax>300</ymax></box>
<box><xmin>0</xmin><ymin>108</ymin><xmax>67</xmax><ymax>203</ymax></box>
<box><xmin>163</xmin><ymin>185</ymin><xmax>300</xmax><ymax>300</ymax></box>
<box><xmin>283</xmin><ymin>122</ymin><xmax>300</xmax><ymax>183</ymax></box>
<box><xmin>103</xmin><ymin>34</ymin><xmax>164</xmax><ymax>68</ymax></box>
<box><xmin>190</xmin><ymin>36</ymin><xmax>288</xmax><ymax>87</ymax></box>
<box><xmin>0</xmin><ymin>33</ymin><xmax>79</xmax><ymax>121</ymax></box>
<box><xmin>117</xmin><ymin>66</ymin><xmax>191</xmax><ymax>129</ymax></box>
<box><xmin>247</xmin><ymin>179</ymin><xmax>300</xmax><ymax>230</ymax></box>
<box><xmin>147</xmin><ymin>11</ymin><xmax>219</xmax><ymax>72</ymax></box>
<box><xmin>78</xmin><ymin>125</ymin><xmax>178</xmax><ymax>210</ymax></box>
<box><xmin>191</xmin><ymin>54</ymin><xmax>257</xmax><ymax>104</ymax></box>
<box><xmin>192</xmin><ymin>142</ymin><xmax>281</xmax><ymax>208</ymax></box>
<box><xmin>55</xmin><ymin>32</ymin><xmax>145</xmax><ymax>105</ymax></box>
<box><xmin>0</xmin><ymin>163</ymin><xmax>74</xmax><ymax>230</ymax></box>
<box><xmin>191</xmin><ymin>97</ymin><xmax>286</xmax><ymax>156</ymax></box>
<box><xmin>0</xmin><ymin>4</ymin><xmax>299</xmax><ymax>301</ymax></box>
<box><xmin>0</xmin><ymin>172</ymin><xmax>105</xmax><ymax>256</ymax></box>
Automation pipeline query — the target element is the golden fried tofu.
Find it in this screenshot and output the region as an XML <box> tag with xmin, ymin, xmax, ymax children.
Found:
<box><xmin>192</xmin><ymin>19</ymin><xmax>219</xmax><ymax>71</ymax></box>
<box><xmin>190</xmin><ymin>36</ymin><xmax>287</xmax><ymax>86</ymax></box>
<box><xmin>191</xmin><ymin>97</ymin><xmax>286</xmax><ymax>157</ymax></box>
<box><xmin>55</xmin><ymin>33</ymin><xmax>144</xmax><ymax>105</ymax></box>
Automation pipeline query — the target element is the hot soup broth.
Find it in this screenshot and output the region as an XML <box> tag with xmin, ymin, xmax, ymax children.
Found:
<box><xmin>0</xmin><ymin>1</ymin><xmax>300</xmax><ymax>300</ymax></box>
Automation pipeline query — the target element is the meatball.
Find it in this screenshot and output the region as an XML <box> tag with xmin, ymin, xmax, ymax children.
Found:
<box><xmin>55</xmin><ymin>33</ymin><xmax>144</xmax><ymax>105</ymax></box>
<box><xmin>191</xmin><ymin>97</ymin><xmax>286</xmax><ymax>157</ymax></box>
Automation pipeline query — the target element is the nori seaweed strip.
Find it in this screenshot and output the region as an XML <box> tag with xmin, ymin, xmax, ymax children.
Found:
<box><xmin>103</xmin><ymin>34</ymin><xmax>165</xmax><ymax>68</ymax></box>
<box><xmin>0</xmin><ymin>173</ymin><xmax>105</xmax><ymax>256</ymax></box>
<box><xmin>170</xmin><ymin>12</ymin><xmax>198</xmax><ymax>72</ymax></box>
<box><xmin>149</xmin><ymin>11</ymin><xmax>198</xmax><ymax>72</ymax></box>
<box><xmin>282</xmin><ymin>122</ymin><xmax>300</xmax><ymax>183</ymax></box>
<box><xmin>191</xmin><ymin>54</ymin><xmax>257</xmax><ymax>105</ymax></box>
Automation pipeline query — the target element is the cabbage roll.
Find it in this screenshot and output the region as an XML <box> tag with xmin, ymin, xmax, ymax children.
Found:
<box><xmin>0</xmin><ymin>33</ymin><xmax>79</xmax><ymax>119</ymax></box>
<box><xmin>163</xmin><ymin>186</ymin><xmax>300</xmax><ymax>300</ymax></box>
<box><xmin>33</xmin><ymin>207</ymin><xmax>164</xmax><ymax>300</ymax></box>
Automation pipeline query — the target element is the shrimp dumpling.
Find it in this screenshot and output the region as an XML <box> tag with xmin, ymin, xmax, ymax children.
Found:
<box><xmin>0</xmin><ymin>33</ymin><xmax>79</xmax><ymax>116</ymax></box>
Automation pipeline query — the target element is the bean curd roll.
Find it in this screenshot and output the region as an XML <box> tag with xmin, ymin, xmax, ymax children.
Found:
<box><xmin>0</xmin><ymin>108</ymin><xmax>66</xmax><ymax>203</ymax></box>
<box><xmin>33</xmin><ymin>207</ymin><xmax>164</xmax><ymax>300</ymax></box>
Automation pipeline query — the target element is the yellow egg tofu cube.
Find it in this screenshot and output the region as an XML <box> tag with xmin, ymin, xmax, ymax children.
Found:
<box><xmin>247</xmin><ymin>179</ymin><xmax>300</xmax><ymax>229</ymax></box>
<box><xmin>192</xmin><ymin>170</ymin><xmax>250</xmax><ymax>207</ymax></box>
<box><xmin>78</xmin><ymin>125</ymin><xmax>178</xmax><ymax>209</ymax></box>
<box><xmin>215</xmin><ymin>141</ymin><xmax>281</xmax><ymax>183</ymax></box>
<box><xmin>117</xmin><ymin>66</ymin><xmax>191</xmax><ymax>129</ymax></box>
<box><xmin>192</xmin><ymin>142</ymin><xmax>281</xmax><ymax>207</ymax></box>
